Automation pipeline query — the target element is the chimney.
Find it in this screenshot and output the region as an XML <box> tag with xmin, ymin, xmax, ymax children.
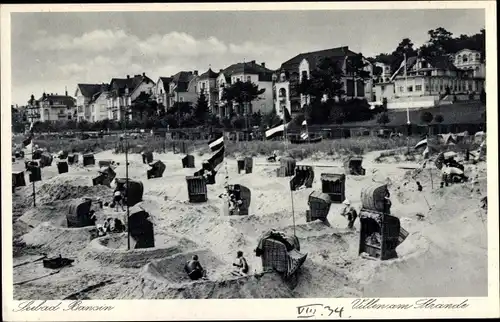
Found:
<box><xmin>101</xmin><ymin>83</ymin><xmax>107</xmax><ymax>92</ymax></box>
<box><xmin>127</xmin><ymin>75</ymin><xmax>130</xmax><ymax>79</ymax></box>
<box><xmin>251</xmin><ymin>60</ymin><xmax>256</xmax><ymax>65</ymax></box>
<box><xmin>220</xmin><ymin>69</ymin><xmax>223</xmax><ymax>73</ymax></box>
<box><xmin>142</xmin><ymin>72</ymin><xmax>146</xmax><ymax>77</ymax></box>
<box><xmin>261</xmin><ymin>62</ymin><xmax>266</xmax><ymax>68</ymax></box>
<box><xmin>193</xmin><ymin>70</ymin><xmax>198</xmax><ymax>76</ymax></box>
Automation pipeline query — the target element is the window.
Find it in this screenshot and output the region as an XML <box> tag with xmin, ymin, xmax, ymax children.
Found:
<box><xmin>91</xmin><ymin>105</ymin><xmax>95</xmax><ymax>113</ymax></box>
<box><xmin>463</xmin><ymin>55</ymin><xmax>468</xmax><ymax>63</ymax></box>
<box><xmin>247</xmin><ymin>76</ymin><xmax>251</xmax><ymax>82</ymax></box>
<box><xmin>425</xmin><ymin>85</ymin><xmax>430</xmax><ymax>92</ymax></box>
<box><xmin>399</xmin><ymin>86</ymin><xmax>404</xmax><ymax>93</ymax></box>
<box><xmin>180</xmin><ymin>97</ymin><xmax>184</xmax><ymax>102</ymax></box>
<box><xmin>407</xmin><ymin>86</ymin><xmax>413</xmax><ymax>92</ymax></box>
<box><xmin>468</xmin><ymin>84</ymin><xmax>473</xmax><ymax>91</ymax></box>
<box><xmin>475</xmin><ymin>53</ymin><xmax>480</xmax><ymax>61</ymax></box>
<box><xmin>415</xmin><ymin>85</ymin><xmax>422</xmax><ymax>92</ymax></box>
<box><xmin>381</xmin><ymin>85</ymin><xmax>385</xmax><ymax>91</ymax></box>
<box><xmin>236</xmin><ymin>78</ymin><xmax>240</xmax><ymax>82</ymax></box>
<box><xmin>301</xmin><ymin>71</ymin><xmax>308</xmax><ymax>81</ymax></box>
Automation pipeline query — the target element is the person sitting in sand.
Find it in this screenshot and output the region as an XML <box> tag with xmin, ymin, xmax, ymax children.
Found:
<box><xmin>113</xmin><ymin>190</ymin><xmax>125</xmax><ymax>212</ymax></box>
<box><xmin>232</xmin><ymin>251</ymin><xmax>249</xmax><ymax>276</ymax></box>
<box><xmin>184</xmin><ymin>255</ymin><xmax>207</xmax><ymax>281</ymax></box>
<box><xmin>341</xmin><ymin>199</ymin><xmax>358</xmax><ymax>229</ymax></box>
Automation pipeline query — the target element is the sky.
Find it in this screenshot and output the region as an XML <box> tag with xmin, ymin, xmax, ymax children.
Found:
<box><xmin>10</xmin><ymin>9</ymin><xmax>484</xmax><ymax>105</ymax></box>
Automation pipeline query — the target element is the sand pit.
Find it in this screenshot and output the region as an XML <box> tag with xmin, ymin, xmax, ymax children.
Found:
<box><xmin>139</xmin><ymin>249</ymin><xmax>295</xmax><ymax>299</ymax></box>
<box><xmin>83</xmin><ymin>233</ymin><xmax>199</xmax><ymax>268</ymax></box>
<box><xmin>12</xmin><ymin>149</ymin><xmax>489</xmax><ymax>299</ymax></box>
<box><xmin>20</xmin><ymin>222</ymin><xmax>96</xmax><ymax>255</ymax></box>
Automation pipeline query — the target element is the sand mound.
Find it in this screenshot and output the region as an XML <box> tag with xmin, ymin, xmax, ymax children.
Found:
<box><xmin>16</xmin><ymin>175</ymin><xmax>112</xmax><ymax>208</ymax></box>
<box><xmin>82</xmin><ymin>233</ymin><xmax>199</xmax><ymax>268</ymax></box>
<box><xmin>138</xmin><ymin>251</ymin><xmax>294</xmax><ymax>299</ymax></box>
<box><xmin>20</xmin><ymin>222</ymin><xmax>96</xmax><ymax>255</ymax></box>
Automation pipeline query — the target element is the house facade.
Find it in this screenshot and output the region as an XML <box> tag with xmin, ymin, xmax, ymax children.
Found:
<box><xmin>213</xmin><ymin>60</ymin><xmax>274</xmax><ymax>118</ymax></box>
<box><xmin>106</xmin><ymin>73</ymin><xmax>155</xmax><ymax>121</ymax></box>
<box><xmin>197</xmin><ymin>68</ymin><xmax>219</xmax><ymax>112</ymax></box>
<box><xmin>75</xmin><ymin>84</ymin><xmax>108</xmax><ymax>122</ymax></box>
<box><xmin>274</xmin><ymin>46</ymin><xmax>369</xmax><ymax>119</ymax></box>
<box><xmin>88</xmin><ymin>84</ymin><xmax>110</xmax><ymax>122</ymax></box>
<box><xmin>373</xmin><ymin>52</ymin><xmax>486</xmax><ymax>109</ymax></box>
<box><xmin>36</xmin><ymin>92</ymin><xmax>76</xmax><ymax>122</ymax></box>
<box><xmin>154</xmin><ymin>77</ymin><xmax>173</xmax><ymax>112</ymax></box>
<box><xmin>168</xmin><ymin>71</ymin><xmax>198</xmax><ymax>108</ymax></box>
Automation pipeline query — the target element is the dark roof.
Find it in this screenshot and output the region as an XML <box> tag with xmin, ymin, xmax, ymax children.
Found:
<box><xmin>159</xmin><ymin>77</ymin><xmax>173</xmax><ymax>92</ymax></box>
<box><xmin>427</xmin><ymin>56</ymin><xmax>458</xmax><ymax>71</ymax></box>
<box><xmin>109</xmin><ymin>74</ymin><xmax>154</xmax><ymax>95</ymax></box>
<box><xmin>221</xmin><ymin>61</ymin><xmax>274</xmax><ymax>82</ymax></box>
<box><xmin>198</xmin><ymin>68</ymin><xmax>219</xmax><ymax>80</ymax></box>
<box><xmin>76</xmin><ymin>84</ymin><xmax>105</xmax><ymax>98</ymax></box>
<box><xmin>171</xmin><ymin>71</ymin><xmax>194</xmax><ymax>92</ymax></box>
<box><xmin>37</xmin><ymin>95</ymin><xmax>76</xmax><ymax>107</ymax></box>
<box><xmin>280</xmin><ymin>46</ymin><xmax>358</xmax><ymax>73</ymax></box>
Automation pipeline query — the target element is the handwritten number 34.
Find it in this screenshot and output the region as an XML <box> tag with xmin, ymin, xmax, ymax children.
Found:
<box><xmin>324</xmin><ymin>306</ymin><xmax>344</xmax><ymax>317</ymax></box>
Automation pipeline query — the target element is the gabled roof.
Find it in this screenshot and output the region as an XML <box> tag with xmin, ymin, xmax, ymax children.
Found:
<box><xmin>391</xmin><ymin>56</ymin><xmax>458</xmax><ymax>81</ymax></box>
<box><xmin>37</xmin><ymin>94</ymin><xmax>76</xmax><ymax>107</ymax></box>
<box><xmin>221</xmin><ymin>61</ymin><xmax>274</xmax><ymax>82</ymax></box>
<box><xmin>170</xmin><ymin>71</ymin><xmax>194</xmax><ymax>92</ymax></box>
<box><xmin>109</xmin><ymin>74</ymin><xmax>154</xmax><ymax>95</ymax></box>
<box><xmin>158</xmin><ymin>77</ymin><xmax>173</xmax><ymax>93</ymax></box>
<box><xmin>76</xmin><ymin>84</ymin><xmax>105</xmax><ymax>98</ymax></box>
<box><xmin>198</xmin><ymin>68</ymin><xmax>219</xmax><ymax>80</ymax></box>
<box><xmin>89</xmin><ymin>90</ymin><xmax>108</xmax><ymax>105</ymax></box>
<box><xmin>427</xmin><ymin>56</ymin><xmax>458</xmax><ymax>71</ymax></box>
<box><xmin>280</xmin><ymin>46</ymin><xmax>358</xmax><ymax>72</ymax></box>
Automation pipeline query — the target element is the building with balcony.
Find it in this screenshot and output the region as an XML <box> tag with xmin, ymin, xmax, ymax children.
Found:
<box><xmin>373</xmin><ymin>52</ymin><xmax>485</xmax><ymax>110</ymax></box>
<box><xmin>35</xmin><ymin>92</ymin><xmax>76</xmax><ymax>123</ymax></box>
<box><xmin>274</xmin><ymin>46</ymin><xmax>370</xmax><ymax>119</ymax></box>
<box><xmin>88</xmin><ymin>84</ymin><xmax>110</xmax><ymax>122</ymax></box>
<box><xmin>154</xmin><ymin>77</ymin><xmax>173</xmax><ymax>112</ymax></box>
<box><xmin>167</xmin><ymin>71</ymin><xmax>199</xmax><ymax>108</ymax></box>
<box><xmin>213</xmin><ymin>60</ymin><xmax>274</xmax><ymax>118</ymax></box>
<box><xmin>107</xmin><ymin>73</ymin><xmax>155</xmax><ymax>121</ymax></box>
<box><xmin>197</xmin><ymin>68</ymin><xmax>220</xmax><ymax>111</ymax></box>
<box><xmin>75</xmin><ymin>83</ymin><xmax>108</xmax><ymax>122</ymax></box>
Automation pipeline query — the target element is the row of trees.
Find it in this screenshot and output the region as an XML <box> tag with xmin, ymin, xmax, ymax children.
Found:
<box><xmin>369</xmin><ymin>27</ymin><xmax>486</xmax><ymax>79</ymax></box>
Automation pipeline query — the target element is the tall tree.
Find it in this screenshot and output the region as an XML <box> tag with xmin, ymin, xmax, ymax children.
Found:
<box><xmin>194</xmin><ymin>91</ymin><xmax>209</xmax><ymax>125</ymax></box>
<box><xmin>221</xmin><ymin>80</ymin><xmax>265</xmax><ymax>129</ymax></box>
<box><xmin>345</xmin><ymin>53</ymin><xmax>371</xmax><ymax>99</ymax></box>
<box><xmin>131</xmin><ymin>92</ymin><xmax>158</xmax><ymax>120</ymax></box>
<box><xmin>391</xmin><ymin>38</ymin><xmax>417</xmax><ymax>74</ymax></box>
<box><xmin>420</xmin><ymin>111</ymin><xmax>434</xmax><ymax>135</ymax></box>
<box><xmin>433</xmin><ymin>114</ymin><xmax>444</xmax><ymax>134</ymax></box>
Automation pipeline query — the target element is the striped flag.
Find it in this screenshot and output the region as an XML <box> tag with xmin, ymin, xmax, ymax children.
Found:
<box><xmin>422</xmin><ymin>146</ymin><xmax>430</xmax><ymax>158</ymax></box>
<box><xmin>265</xmin><ymin>123</ymin><xmax>286</xmax><ymax>139</ymax></box>
<box><xmin>196</xmin><ymin>133</ymin><xmax>225</xmax><ymax>183</ymax></box>
<box><xmin>208</xmin><ymin>135</ymin><xmax>224</xmax><ymax>152</ymax></box>
<box><xmin>414</xmin><ymin>134</ymin><xmax>428</xmax><ymax>149</ymax></box>
<box><xmin>300</xmin><ymin>131</ymin><xmax>309</xmax><ymax>140</ymax></box>
<box><xmin>266</xmin><ymin>107</ymin><xmax>292</xmax><ymax>140</ymax></box>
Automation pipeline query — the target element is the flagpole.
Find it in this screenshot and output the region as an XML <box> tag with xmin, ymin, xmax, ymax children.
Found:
<box><xmin>404</xmin><ymin>53</ymin><xmax>411</xmax><ymax>154</ymax></box>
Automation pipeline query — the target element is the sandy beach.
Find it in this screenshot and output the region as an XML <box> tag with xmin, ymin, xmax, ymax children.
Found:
<box><xmin>11</xmin><ymin>148</ymin><xmax>488</xmax><ymax>299</ymax></box>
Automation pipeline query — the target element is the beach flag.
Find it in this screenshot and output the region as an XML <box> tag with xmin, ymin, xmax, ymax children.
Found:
<box><xmin>300</xmin><ymin>131</ymin><xmax>309</xmax><ymax>140</ymax></box>
<box><xmin>265</xmin><ymin>123</ymin><xmax>286</xmax><ymax>139</ymax></box>
<box><xmin>266</xmin><ymin>107</ymin><xmax>292</xmax><ymax>140</ymax></box>
<box><xmin>422</xmin><ymin>146</ymin><xmax>430</xmax><ymax>158</ymax></box>
<box><xmin>414</xmin><ymin>134</ymin><xmax>428</xmax><ymax>149</ymax></box>
<box><xmin>390</xmin><ymin>54</ymin><xmax>407</xmax><ymax>82</ymax></box>
<box><xmin>22</xmin><ymin>133</ymin><xmax>33</xmax><ymax>151</ymax></box>
<box><xmin>302</xmin><ymin>119</ymin><xmax>307</xmax><ymax>126</ymax></box>
<box><xmin>208</xmin><ymin>135</ymin><xmax>224</xmax><ymax>152</ymax></box>
<box><xmin>206</xmin><ymin>145</ymin><xmax>225</xmax><ymax>170</ymax></box>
